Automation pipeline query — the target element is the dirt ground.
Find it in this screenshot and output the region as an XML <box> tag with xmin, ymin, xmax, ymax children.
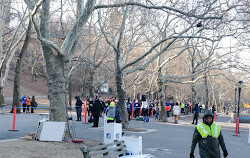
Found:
<box><xmin>0</xmin><ymin>139</ymin><xmax>101</xmax><ymax>158</ymax></box>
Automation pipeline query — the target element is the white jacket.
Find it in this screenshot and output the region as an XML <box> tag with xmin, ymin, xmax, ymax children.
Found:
<box><xmin>173</xmin><ymin>105</ymin><xmax>180</xmax><ymax>115</ymax></box>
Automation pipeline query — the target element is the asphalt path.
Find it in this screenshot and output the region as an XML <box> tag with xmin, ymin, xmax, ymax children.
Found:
<box><xmin>1</xmin><ymin>112</ymin><xmax>250</xmax><ymax>157</ymax></box>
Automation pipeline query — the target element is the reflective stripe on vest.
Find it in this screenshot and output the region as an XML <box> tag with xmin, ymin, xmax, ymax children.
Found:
<box><xmin>196</xmin><ymin>122</ymin><xmax>221</xmax><ymax>138</ymax></box>
<box><xmin>107</xmin><ymin>117</ymin><xmax>114</xmax><ymax>120</ymax></box>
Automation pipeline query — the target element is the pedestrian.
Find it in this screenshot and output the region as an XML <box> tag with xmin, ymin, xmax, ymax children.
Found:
<box><xmin>75</xmin><ymin>96</ymin><xmax>83</xmax><ymax>121</ymax></box>
<box><xmin>92</xmin><ymin>97</ymin><xmax>102</xmax><ymax>127</ymax></box>
<box><xmin>126</xmin><ymin>99</ymin><xmax>132</xmax><ymax>121</ymax></box>
<box><xmin>20</xmin><ymin>95</ymin><xmax>27</xmax><ymax>113</ymax></box>
<box><xmin>166</xmin><ymin>104</ymin><xmax>171</xmax><ymax>117</ymax></box>
<box><xmin>173</xmin><ymin>102</ymin><xmax>180</xmax><ymax>123</ymax></box>
<box><xmin>115</xmin><ymin>102</ymin><xmax>122</xmax><ymax>123</ymax></box>
<box><xmin>192</xmin><ymin>103</ymin><xmax>199</xmax><ymax>125</ymax></box>
<box><xmin>26</xmin><ymin>96</ymin><xmax>31</xmax><ymax>113</ymax></box>
<box><xmin>88</xmin><ymin>97</ymin><xmax>94</xmax><ymax>123</ymax></box>
<box><xmin>212</xmin><ymin>105</ymin><xmax>216</xmax><ymax>115</ymax></box>
<box><xmin>106</xmin><ymin>101</ymin><xmax>116</xmax><ymax>123</ymax></box>
<box><xmin>31</xmin><ymin>96</ymin><xmax>36</xmax><ymax>113</ymax></box>
<box><xmin>190</xmin><ymin>110</ymin><xmax>228</xmax><ymax>158</ymax></box>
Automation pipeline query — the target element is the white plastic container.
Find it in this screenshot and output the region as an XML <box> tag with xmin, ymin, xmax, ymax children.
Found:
<box><xmin>104</xmin><ymin>123</ymin><xmax>122</xmax><ymax>144</ymax></box>
<box><xmin>121</xmin><ymin>136</ymin><xmax>142</xmax><ymax>155</ymax></box>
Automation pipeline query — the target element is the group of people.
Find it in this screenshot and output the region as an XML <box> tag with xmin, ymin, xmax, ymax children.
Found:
<box><xmin>74</xmin><ymin>96</ymin><xmax>122</xmax><ymax>127</ymax></box>
<box><xmin>20</xmin><ymin>95</ymin><xmax>37</xmax><ymax>113</ymax></box>
<box><xmin>74</xmin><ymin>96</ymin><xmax>228</xmax><ymax>157</ymax></box>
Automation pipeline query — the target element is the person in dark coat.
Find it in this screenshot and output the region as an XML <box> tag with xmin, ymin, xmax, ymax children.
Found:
<box><xmin>190</xmin><ymin>110</ymin><xmax>228</xmax><ymax>158</ymax></box>
<box><xmin>192</xmin><ymin>103</ymin><xmax>199</xmax><ymax>125</ymax></box>
<box><xmin>126</xmin><ymin>99</ymin><xmax>132</xmax><ymax>121</ymax></box>
<box><xmin>92</xmin><ymin>98</ymin><xmax>102</xmax><ymax>127</ymax></box>
<box><xmin>31</xmin><ymin>96</ymin><xmax>36</xmax><ymax>113</ymax></box>
<box><xmin>115</xmin><ymin>102</ymin><xmax>122</xmax><ymax>123</ymax></box>
<box><xmin>212</xmin><ymin>105</ymin><xmax>216</xmax><ymax>115</ymax></box>
<box><xmin>75</xmin><ymin>96</ymin><xmax>83</xmax><ymax>121</ymax></box>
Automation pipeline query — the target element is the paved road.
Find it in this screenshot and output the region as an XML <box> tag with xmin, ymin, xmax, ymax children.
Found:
<box><xmin>1</xmin><ymin>113</ymin><xmax>250</xmax><ymax>157</ymax></box>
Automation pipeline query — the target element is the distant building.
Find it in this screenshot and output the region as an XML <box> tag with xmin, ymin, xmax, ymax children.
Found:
<box><xmin>100</xmin><ymin>83</ymin><xmax>109</xmax><ymax>93</ymax></box>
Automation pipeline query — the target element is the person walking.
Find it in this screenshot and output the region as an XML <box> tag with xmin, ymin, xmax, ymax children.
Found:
<box><xmin>190</xmin><ymin>110</ymin><xmax>228</xmax><ymax>158</ymax></box>
<box><xmin>31</xmin><ymin>96</ymin><xmax>36</xmax><ymax>113</ymax></box>
<box><xmin>75</xmin><ymin>96</ymin><xmax>83</xmax><ymax>121</ymax></box>
<box><xmin>173</xmin><ymin>102</ymin><xmax>180</xmax><ymax>123</ymax></box>
<box><xmin>92</xmin><ymin>98</ymin><xmax>102</xmax><ymax>127</ymax></box>
<box><xmin>192</xmin><ymin>103</ymin><xmax>199</xmax><ymax>125</ymax></box>
<box><xmin>106</xmin><ymin>101</ymin><xmax>116</xmax><ymax>123</ymax></box>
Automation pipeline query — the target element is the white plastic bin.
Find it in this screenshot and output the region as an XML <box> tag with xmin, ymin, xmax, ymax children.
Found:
<box><xmin>121</xmin><ymin>136</ymin><xmax>142</xmax><ymax>155</ymax></box>
<box><xmin>104</xmin><ymin>123</ymin><xmax>122</xmax><ymax>144</ymax></box>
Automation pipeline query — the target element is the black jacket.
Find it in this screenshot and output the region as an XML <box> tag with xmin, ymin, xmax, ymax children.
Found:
<box><xmin>75</xmin><ymin>98</ymin><xmax>83</xmax><ymax>109</ymax></box>
<box><xmin>92</xmin><ymin>100</ymin><xmax>102</xmax><ymax>116</ymax></box>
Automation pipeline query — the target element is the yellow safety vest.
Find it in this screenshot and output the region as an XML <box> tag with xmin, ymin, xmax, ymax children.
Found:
<box><xmin>181</xmin><ymin>103</ymin><xmax>185</xmax><ymax>108</ymax></box>
<box><xmin>196</xmin><ymin>122</ymin><xmax>221</xmax><ymax>138</ymax></box>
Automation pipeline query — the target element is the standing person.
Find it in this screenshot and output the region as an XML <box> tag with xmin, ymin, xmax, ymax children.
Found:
<box><xmin>31</xmin><ymin>96</ymin><xmax>36</xmax><ymax>113</ymax></box>
<box><xmin>173</xmin><ymin>103</ymin><xmax>180</xmax><ymax>123</ymax></box>
<box><xmin>92</xmin><ymin>98</ymin><xmax>102</xmax><ymax>127</ymax></box>
<box><xmin>26</xmin><ymin>96</ymin><xmax>31</xmax><ymax>113</ymax></box>
<box><xmin>192</xmin><ymin>104</ymin><xmax>199</xmax><ymax>125</ymax></box>
<box><xmin>126</xmin><ymin>99</ymin><xmax>132</xmax><ymax>121</ymax></box>
<box><xmin>115</xmin><ymin>102</ymin><xmax>122</xmax><ymax>123</ymax></box>
<box><xmin>75</xmin><ymin>96</ymin><xmax>83</xmax><ymax>121</ymax></box>
<box><xmin>166</xmin><ymin>104</ymin><xmax>171</xmax><ymax>117</ymax></box>
<box><xmin>20</xmin><ymin>95</ymin><xmax>27</xmax><ymax>113</ymax></box>
<box><xmin>212</xmin><ymin>105</ymin><xmax>216</xmax><ymax>115</ymax></box>
<box><xmin>106</xmin><ymin>101</ymin><xmax>116</xmax><ymax>123</ymax></box>
<box><xmin>88</xmin><ymin>97</ymin><xmax>94</xmax><ymax>123</ymax></box>
<box><xmin>190</xmin><ymin>110</ymin><xmax>228</xmax><ymax>158</ymax></box>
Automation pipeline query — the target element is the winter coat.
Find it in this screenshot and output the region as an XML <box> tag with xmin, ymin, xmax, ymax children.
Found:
<box><xmin>26</xmin><ymin>97</ymin><xmax>31</xmax><ymax>106</ymax></box>
<box><xmin>190</xmin><ymin>110</ymin><xmax>227</xmax><ymax>158</ymax></box>
<box><xmin>21</xmin><ymin>97</ymin><xmax>27</xmax><ymax>104</ymax></box>
<box><xmin>75</xmin><ymin>98</ymin><xmax>83</xmax><ymax>109</ymax></box>
<box><xmin>92</xmin><ymin>100</ymin><xmax>102</xmax><ymax>116</ymax></box>
<box><xmin>115</xmin><ymin>103</ymin><xmax>122</xmax><ymax>122</ymax></box>
<box><xmin>127</xmin><ymin>102</ymin><xmax>132</xmax><ymax>113</ymax></box>
<box><xmin>193</xmin><ymin>105</ymin><xmax>200</xmax><ymax>117</ymax></box>
<box><xmin>173</xmin><ymin>105</ymin><xmax>180</xmax><ymax>115</ymax></box>
<box><xmin>106</xmin><ymin>106</ymin><xmax>116</xmax><ymax>119</ymax></box>
<box><xmin>89</xmin><ymin>100</ymin><xmax>94</xmax><ymax>112</ymax></box>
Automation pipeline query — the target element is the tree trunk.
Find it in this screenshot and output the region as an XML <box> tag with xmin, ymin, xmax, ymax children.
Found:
<box><xmin>115</xmin><ymin>70</ymin><xmax>129</xmax><ymax>128</ymax></box>
<box><xmin>0</xmin><ymin>84</ymin><xmax>4</xmax><ymax>107</ymax></box>
<box><xmin>39</xmin><ymin>1</ymin><xmax>68</xmax><ymax>122</ymax></box>
<box><xmin>89</xmin><ymin>69</ymin><xmax>95</xmax><ymax>99</ymax></box>
<box><xmin>157</xmin><ymin>68</ymin><xmax>167</xmax><ymax>121</ymax></box>
<box><xmin>12</xmin><ymin>20</ymin><xmax>32</xmax><ymax>113</ymax></box>
<box><xmin>191</xmin><ymin>76</ymin><xmax>197</xmax><ymax>107</ymax></box>
<box><xmin>204</xmin><ymin>73</ymin><xmax>209</xmax><ymax>109</ymax></box>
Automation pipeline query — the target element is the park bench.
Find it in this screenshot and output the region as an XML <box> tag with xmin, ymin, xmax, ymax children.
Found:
<box><xmin>80</xmin><ymin>140</ymin><xmax>127</xmax><ymax>158</ymax></box>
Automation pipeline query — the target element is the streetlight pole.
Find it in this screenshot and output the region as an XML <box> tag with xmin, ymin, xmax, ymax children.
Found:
<box><xmin>234</xmin><ymin>81</ymin><xmax>243</xmax><ymax>136</ymax></box>
<box><xmin>234</xmin><ymin>85</ymin><xmax>237</xmax><ymax>113</ymax></box>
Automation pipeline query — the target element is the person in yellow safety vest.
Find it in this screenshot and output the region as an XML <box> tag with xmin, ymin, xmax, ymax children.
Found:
<box><xmin>106</xmin><ymin>101</ymin><xmax>116</xmax><ymax>123</ymax></box>
<box><xmin>190</xmin><ymin>110</ymin><xmax>228</xmax><ymax>158</ymax></box>
<box><xmin>181</xmin><ymin>102</ymin><xmax>185</xmax><ymax>113</ymax></box>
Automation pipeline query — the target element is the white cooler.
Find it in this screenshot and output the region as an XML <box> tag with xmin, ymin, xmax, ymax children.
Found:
<box><xmin>121</xmin><ymin>136</ymin><xmax>142</xmax><ymax>155</ymax></box>
<box><xmin>104</xmin><ymin>123</ymin><xmax>122</xmax><ymax>144</ymax></box>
